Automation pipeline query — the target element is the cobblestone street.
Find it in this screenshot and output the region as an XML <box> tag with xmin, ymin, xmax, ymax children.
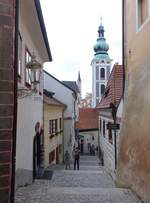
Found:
<box><xmin>15</xmin><ymin>155</ymin><xmax>141</xmax><ymax>203</ymax></box>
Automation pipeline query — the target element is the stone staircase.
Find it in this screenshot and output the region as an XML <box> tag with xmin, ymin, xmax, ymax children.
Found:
<box><xmin>15</xmin><ymin>155</ymin><xmax>142</xmax><ymax>203</ymax></box>
<box><xmin>47</xmin><ymin>155</ymin><xmax>142</xmax><ymax>203</ymax></box>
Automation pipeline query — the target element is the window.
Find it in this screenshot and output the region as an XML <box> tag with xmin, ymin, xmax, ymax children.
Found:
<box><xmin>59</xmin><ymin>118</ymin><xmax>62</xmax><ymax>130</ymax></box>
<box><xmin>59</xmin><ymin>144</ymin><xmax>62</xmax><ymax>154</ymax></box>
<box><xmin>104</xmin><ymin>87</ymin><xmax>110</xmax><ymax>97</ymax></box>
<box><xmin>49</xmin><ymin>119</ymin><xmax>58</xmax><ymax>134</ymax></box>
<box><xmin>137</xmin><ymin>0</ymin><xmax>148</xmax><ymax>28</ymax></box>
<box><xmin>25</xmin><ymin>49</ymin><xmax>32</xmax><ymax>85</ymax></box>
<box><xmin>99</xmin><ymin>119</ymin><xmax>101</xmax><ymax>132</ymax></box>
<box><xmin>96</xmin><ymin>66</ymin><xmax>99</xmax><ymax>80</ymax></box>
<box><xmin>108</xmin><ymin>122</ymin><xmax>113</xmax><ymax>144</ymax></box>
<box><xmin>101</xmin><ymin>84</ymin><xmax>105</xmax><ymax>95</ymax></box>
<box><xmin>100</xmin><ymin>68</ymin><xmax>105</xmax><ymax>79</ymax></box>
<box><xmin>103</xmin><ymin>120</ymin><xmax>105</xmax><ymax>136</ymax></box>
<box><xmin>107</xmin><ymin>66</ymin><xmax>110</xmax><ymax>79</ymax></box>
<box><xmin>96</xmin><ymin>82</ymin><xmax>99</xmax><ymax>97</ymax></box>
<box><xmin>18</xmin><ymin>33</ymin><xmax>22</xmax><ymax>77</ymax></box>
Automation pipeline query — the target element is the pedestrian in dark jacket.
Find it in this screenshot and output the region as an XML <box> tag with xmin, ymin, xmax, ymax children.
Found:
<box><xmin>73</xmin><ymin>147</ymin><xmax>80</xmax><ymax>170</ymax></box>
<box><xmin>64</xmin><ymin>150</ymin><xmax>71</xmax><ymax>170</ymax></box>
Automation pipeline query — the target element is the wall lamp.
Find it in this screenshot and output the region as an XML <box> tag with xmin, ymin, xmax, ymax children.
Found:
<box><xmin>18</xmin><ymin>55</ymin><xmax>42</xmax><ymax>99</ymax></box>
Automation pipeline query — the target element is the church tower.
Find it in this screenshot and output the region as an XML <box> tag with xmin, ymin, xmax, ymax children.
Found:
<box><xmin>77</xmin><ymin>71</ymin><xmax>82</xmax><ymax>102</ymax></box>
<box><xmin>91</xmin><ymin>19</ymin><xmax>112</xmax><ymax>107</ymax></box>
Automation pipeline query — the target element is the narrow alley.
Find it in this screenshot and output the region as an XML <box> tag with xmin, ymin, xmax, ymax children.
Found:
<box><xmin>15</xmin><ymin>155</ymin><xmax>141</xmax><ymax>203</ymax></box>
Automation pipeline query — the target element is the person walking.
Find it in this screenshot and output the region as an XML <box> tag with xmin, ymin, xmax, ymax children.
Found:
<box><xmin>64</xmin><ymin>150</ymin><xmax>71</xmax><ymax>170</ymax></box>
<box><xmin>73</xmin><ymin>147</ymin><xmax>80</xmax><ymax>170</ymax></box>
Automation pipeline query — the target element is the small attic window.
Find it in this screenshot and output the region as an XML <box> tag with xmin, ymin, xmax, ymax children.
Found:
<box><xmin>101</xmin><ymin>60</ymin><xmax>104</xmax><ymax>63</ymax></box>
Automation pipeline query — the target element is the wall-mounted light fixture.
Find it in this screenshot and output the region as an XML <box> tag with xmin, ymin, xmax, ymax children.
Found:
<box><xmin>18</xmin><ymin>55</ymin><xmax>42</xmax><ymax>99</ymax></box>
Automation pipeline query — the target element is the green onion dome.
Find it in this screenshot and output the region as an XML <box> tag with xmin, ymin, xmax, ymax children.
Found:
<box><xmin>93</xmin><ymin>23</ymin><xmax>110</xmax><ymax>59</ymax></box>
<box><xmin>94</xmin><ymin>38</ymin><xmax>109</xmax><ymax>53</ymax></box>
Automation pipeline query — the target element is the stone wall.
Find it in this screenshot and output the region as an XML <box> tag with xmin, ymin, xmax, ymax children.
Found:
<box><xmin>117</xmin><ymin>65</ymin><xmax>150</xmax><ymax>203</ymax></box>
<box><xmin>0</xmin><ymin>0</ymin><xmax>17</xmax><ymax>202</ymax></box>
<box><xmin>116</xmin><ymin>1</ymin><xmax>150</xmax><ymax>202</ymax></box>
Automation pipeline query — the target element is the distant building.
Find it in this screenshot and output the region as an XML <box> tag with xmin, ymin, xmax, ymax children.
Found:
<box><xmin>62</xmin><ymin>78</ymin><xmax>80</xmax><ymax>120</ymax></box>
<box><xmin>44</xmin><ymin>71</ymin><xmax>78</xmax><ymax>157</ymax></box>
<box><xmin>43</xmin><ymin>89</ymin><xmax>66</xmax><ymax>167</ymax></box>
<box><xmin>63</xmin><ymin>71</ymin><xmax>82</xmax><ymax>107</ymax></box>
<box><xmin>91</xmin><ymin>20</ymin><xmax>112</xmax><ymax>107</ymax></box>
<box><xmin>79</xmin><ymin>93</ymin><xmax>92</xmax><ymax>108</ymax></box>
<box><xmin>77</xmin><ymin>71</ymin><xmax>82</xmax><ymax>102</ymax></box>
<box><xmin>76</xmin><ymin>108</ymin><xmax>98</xmax><ymax>154</ymax></box>
<box><xmin>97</xmin><ymin>64</ymin><xmax>123</xmax><ymax>172</ymax></box>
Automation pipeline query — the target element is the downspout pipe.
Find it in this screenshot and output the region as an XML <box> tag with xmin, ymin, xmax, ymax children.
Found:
<box><xmin>11</xmin><ymin>0</ymin><xmax>19</xmax><ymax>202</ymax></box>
<box><xmin>73</xmin><ymin>91</ymin><xmax>77</xmax><ymax>148</ymax></box>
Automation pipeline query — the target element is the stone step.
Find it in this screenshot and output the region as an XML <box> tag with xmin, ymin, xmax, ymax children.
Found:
<box><xmin>50</xmin><ymin>170</ymin><xmax>115</xmax><ymax>188</ymax></box>
<box><xmin>45</xmin><ymin>187</ymin><xmax>141</xmax><ymax>203</ymax></box>
<box><xmin>60</xmin><ymin>170</ymin><xmax>103</xmax><ymax>174</ymax></box>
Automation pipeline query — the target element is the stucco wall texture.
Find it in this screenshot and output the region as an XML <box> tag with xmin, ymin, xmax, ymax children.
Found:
<box><xmin>116</xmin><ymin>1</ymin><xmax>150</xmax><ymax>202</ymax></box>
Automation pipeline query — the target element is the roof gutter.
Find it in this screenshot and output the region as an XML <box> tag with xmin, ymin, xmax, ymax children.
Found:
<box><xmin>77</xmin><ymin>128</ymin><xmax>99</xmax><ymax>132</ymax></box>
<box><xmin>34</xmin><ymin>0</ymin><xmax>52</xmax><ymax>61</ymax></box>
<box><xmin>11</xmin><ymin>0</ymin><xmax>19</xmax><ymax>201</ymax></box>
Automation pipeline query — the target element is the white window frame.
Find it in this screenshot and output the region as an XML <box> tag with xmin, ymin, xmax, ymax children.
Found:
<box><xmin>136</xmin><ymin>0</ymin><xmax>150</xmax><ymax>32</ymax></box>
<box><xmin>18</xmin><ymin>32</ymin><xmax>22</xmax><ymax>77</ymax></box>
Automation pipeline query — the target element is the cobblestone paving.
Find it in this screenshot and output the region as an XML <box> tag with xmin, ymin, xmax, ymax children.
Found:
<box><xmin>15</xmin><ymin>155</ymin><xmax>141</xmax><ymax>203</ymax></box>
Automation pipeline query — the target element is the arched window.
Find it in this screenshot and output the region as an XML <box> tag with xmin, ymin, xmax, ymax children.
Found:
<box><xmin>100</xmin><ymin>119</ymin><xmax>102</xmax><ymax>132</ymax></box>
<box><xmin>96</xmin><ymin>83</ymin><xmax>99</xmax><ymax>97</ymax></box>
<box><xmin>101</xmin><ymin>84</ymin><xmax>105</xmax><ymax>95</ymax></box>
<box><xmin>103</xmin><ymin>120</ymin><xmax>105</xmax><ymax>136</ymax></box>
<box><xmin>96</xmin><ymin>66</ymin><xmax>99</xmax><ymax>80</ymax></box>
<box><xmin>100</xmin><ymin>68</ymin><xmax>105</xmax><ymax>79</ymax></box>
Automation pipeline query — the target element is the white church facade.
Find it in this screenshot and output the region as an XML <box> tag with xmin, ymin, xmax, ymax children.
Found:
<box><xmin>91</xmin><ymin>21</ymin><xmax>112</xmax><ymax>107</ymax></box>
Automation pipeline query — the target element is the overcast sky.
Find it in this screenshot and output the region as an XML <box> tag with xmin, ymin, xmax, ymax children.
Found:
<box><xmin>40</xmin><ymin>0</ymin><xmax>122</xmax><ymax>97</ymax></box>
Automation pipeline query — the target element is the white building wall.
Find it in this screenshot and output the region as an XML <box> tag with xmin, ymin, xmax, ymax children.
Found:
<box><xmin>18</xmin><ymin>8</ymin><xmax>45</xmax><ymax>92</ymax></box>
<box><xmin>16</xmin><ymin>2</ymin><xmax>49</xmax><ymax>187</ymax></box>
<box><xmin>99</xmin><ymin>116</ymin><xmax>115</xmax><ymax>171</ymax></box>
<box><xmin>16</xmin><ymin>95</ymin><xmax>43</xmax><ymax>186</ymax></box>
<box><xmin>117</xmin><ymin>99</ymin><xmax>123</xmax><ymax>118</ymax></box>
<box><xmin>99</xmin><ymin>101</ymin><xmax>123</xmax><ymax>172</ymax></box>
<box><xmin>92</xmin><ymin>61</ymin><xmax>96</xmax><ymax>107</ymax></box>
<box><xmin>44</xmin><ymin>72</ymin><xmax>76</xmax><ymax>154</ymax></box>
<box><xmin>44</xmin><ymin>72</ymin><xmax>75</xmax><ymax>117</ymax></box>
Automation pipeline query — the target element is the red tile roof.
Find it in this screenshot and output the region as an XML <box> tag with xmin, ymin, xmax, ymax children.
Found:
<box><xmin>76</xmin><ymin>108</ymin><xmax>98</xmax><ymax>130</ymax></box>
<box><xmin>97</xmin><ymin>64</ymin><xmax>123</xmax><ymax>109</ymax></box>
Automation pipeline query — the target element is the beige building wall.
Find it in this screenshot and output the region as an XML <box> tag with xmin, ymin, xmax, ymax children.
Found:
<box><xmin>44</xmin><ymin>104</ymin><xmax>64</xmax><ymax>168</ymax></box>
<box><xmin>117</xmin><ymin>1</ymin><xmax>150</xmax><ymax>202</ymax></box>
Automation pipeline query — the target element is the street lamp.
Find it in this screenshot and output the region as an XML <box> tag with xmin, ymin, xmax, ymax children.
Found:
<box><xmin>18</xmin><ymin>55</ymin><xmax>42</xmax><ymax>98</ymax></box>
<box><xmin>26</xmin><ymin>55</ymin><xmax>42</xmax><ymax>88</ymax></box>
